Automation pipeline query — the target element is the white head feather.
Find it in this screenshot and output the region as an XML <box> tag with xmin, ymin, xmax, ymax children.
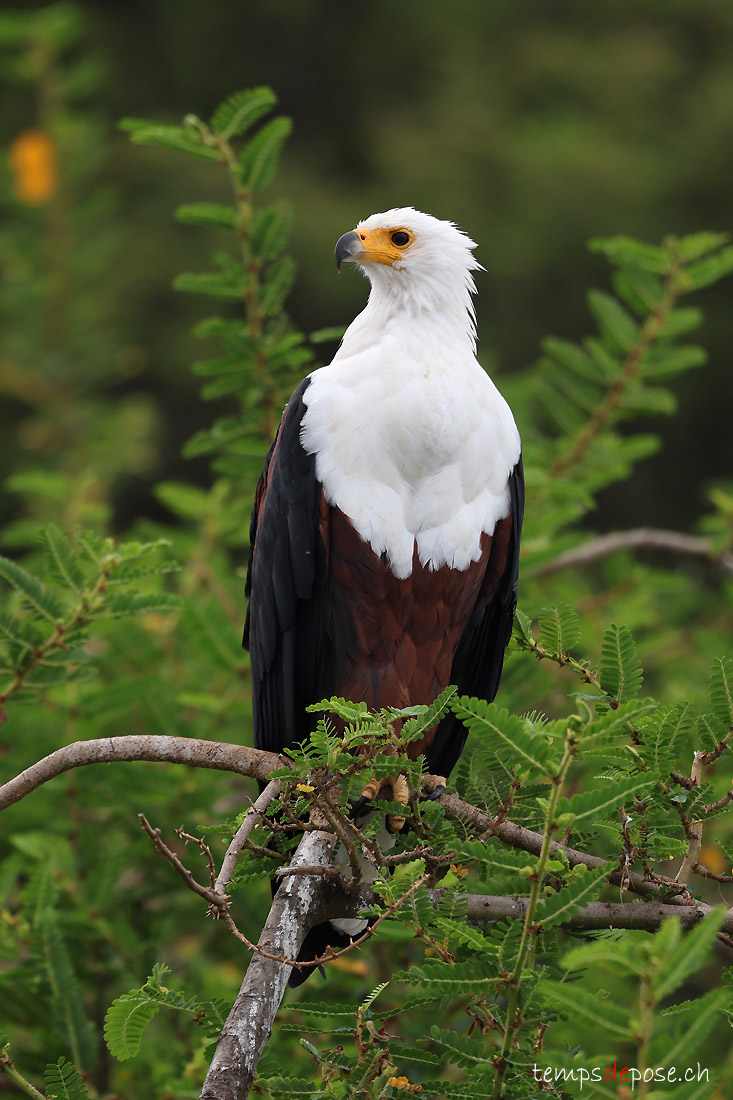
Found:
<box><xmin>300</xmin><ymin>208</ymin><xmax>520</xmax><ymax>578</ymax></box>
<box><xmin>351</xmin><ymin>207</ymin><xmax>483</xmax><ymax>346</ymax></box>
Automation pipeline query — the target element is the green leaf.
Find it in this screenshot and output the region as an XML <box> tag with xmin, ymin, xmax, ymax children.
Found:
<box><xmin>652</xmin><ymin>987</ymin><xmax>730</xmax><ymax>1071</ymax></box>
<box><xmin>251</xmin><ymin>204</ymin><xmax>293</xmax><ymax>260</ymax></box>
<box><xmin>587</xmin><ymin>290</ymin><xmax>638</xmax><ymax>353</ymax></box>
<box><xmin>452</xmin><ymin>697</ymin><xmax>554</xmax><ymax>774</ymax></box>
<box><xmin>101</xmin><ymin>592</ymin><xmax>183</xmax><ymax>618</ymax></box>
<box><xmin>44</xmin><ymin>1058</ymin><xmax>91</xmax><ymax>1100</ymax></box>
<box><xmin>537</xmin><ymin>979</ymin><xmax>634</xmax><ymax>1039</ymax></box>
<box><xmin>660</xmin><ymin>306</ymin><xmax>703</xmax><ymax>339</ymax></box>
<box><xmin>175</xmin><ymin>202</ymin><xmax>237</xmax><ymax>230</ymax></box>
<box><xmin>0</xmin><ymin>555</ymin><xmax>65</xmax><ymax>622</ymax></box>
<box><xmin>683</xmin><ymin>245</ymin><xmax>733</xmax><ymax>290</ymax></box>
<box><xmin>104</xmin><ymin>991</ymin><xmax>161</xmax><ymax>1061</ymax></box>
<box><xmin>119</xmin><ymin>120</ymin><xmax>222</xmax><ymax>161</ymax></box>
<box><xmin>709</xmin><ymin>656</ymin><xmax>733</xmax><ymax>728</ymax></box>
<box><xmin>155</xmin><ymin>481</ymin><xmax>214</xmax><ymax>520</ymax></box>
<box><xmin>428</xmin><ymin>1026</ymin><xmax>488</xmax><ymax>1068</ymax></box>
<box><xmin>40</xmin><ymin>524</ymin><xmax>85</xmax><ymax>594</ymax></box>
<box><xmin>310</xmin><ymin>325</ymin><xmax>347</xmax><ymax>344</ymax></box>
<box><xmin>651</xmin><ymin>910</ymin><xmax>726</xmax><ymax>1001</ymax></box>
<box><xmin>173</xmin><ymin>270</ymin><xmax>244</xmax><ymax>300</ymax></box>
<box><xmin>394</xmin><ymin>960</ymin><xmax>498</xmax><ymax>993</ymax></box>
<box><xmin>614</xmin><ymin>267</ymin><xmax>664</xmax><ymax>313</ymax></box>
<box><xmin>239</xmin><ymin>116</ymin><xmax>292</xmax><ymax>190</ymax></box>
<box><xmin>39</xmin><ymin>911</ymin><xmax>96</xmax><ymax>1071</ymax></box>
<box><xmin>258</xmin><ymin>1080</ymin><xmax>324</xmax><ymax>1097</ymax></box>
<box><xmin>600</xmin><ymin>624</ymin><xmax>643</xmax><ymax>703</ymax></box>
<box><xmin>210</xmin><ymin>86</ymin><xmax>276</xmax><ymax>139</ymax></box>
<box><xmin>538</xmin><ymin>603</ymin><xmax>581</xmax><ymax>655</ymax></box>
<box><xmin>23</xmin><ymin>859</ymin><xmax>59</xmax><ymax>928</ymax></box>
<box><xmin>561</xmin><ymin>937</ymin><xmax>646</xmax><ymax>976</ymax></box>
<box><xmin>589</xmin><ymin>236</ymin><xmax>668</xmax><ymax>273</ymax></box>
<box><xmin>0</xmin><ymin>612</ymin><xmax>41</xmax><ymax>650</ymax></box>
<box><xmin>259</xmin><ymin>255</ymin><xmax>296</xmax><ymax>315</ymax></box>
<box><xmin>640</xmin><ymin>344</ymin><xmax>706</xmax><ymax>380</ymax></box>
<box><xmin>535</xmin><ymin>865</ymin><xmax>609</xmax><ymax>929</ymax></box>
<box><xmin>675</xmin><ymin>230</ymin><xmax>730</xmax><ymax>262</ymax></box>
<box><xmin>401</xmin><ymin>685</ymin><xmax>458</xmax><ymax>742</ymax></box>
<box><xmin>542</xmin><ymin>337</ymin><xmax>607</xmax><ymax>382</ymax></box>
<box><xmin>555</xmin><ymin>777</ymin><xmax>656</xmax><ymax>826</ymax></box>
<box><xmin>512</xmin><ymin>609</ymin><xmax>534</xmax><ymax>648</ymax></box>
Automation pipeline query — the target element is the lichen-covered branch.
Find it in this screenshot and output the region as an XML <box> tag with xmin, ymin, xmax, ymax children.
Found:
<box><xmin>199</xmin><ymin>824</ymin><xmax>338</xmax><ymax>1100</ymax></box>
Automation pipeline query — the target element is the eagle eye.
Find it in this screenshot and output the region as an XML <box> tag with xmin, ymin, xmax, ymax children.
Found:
<box><xmin>391</xmin><ymin>231</ymin><xmax>410</xmax><ymax>247</ymax></box>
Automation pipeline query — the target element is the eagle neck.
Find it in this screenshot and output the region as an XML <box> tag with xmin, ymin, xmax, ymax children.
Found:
<box><xmin>337</xmin><ymin>278</ymin><xmax>477</xmax><ymax>361</ymax></box>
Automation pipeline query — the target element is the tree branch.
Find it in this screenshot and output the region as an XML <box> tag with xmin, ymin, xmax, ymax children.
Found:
<box><xmin>437</xmin><ymin>791</ymin><xmax>698</xmax><ymax>907</ymax></box>
<box><xmin>200</xmin><ymin>822</ymin><xmax>338</xmax><ymax>1100</ymax></box>
<box><xmin>214</xmin><ymin>779</ymin><xmax>282</xmax><ymax>896</ymax></box>
<box><xmin>0</xmin><ymin>735</ymin><xmax>285</xmax><ymax>812</ymax></box>
<box><xmin>139</xmin><ymin>814</ymin><xmax>227</xmax><ymax>908</ymax></box>
<box><xmin>530</xmin><ymin>527</ymin><xmax>733</xmax><ymax>578</ymax></box>
<box><xmin>463</xmin><ymin>893</ymin><xmax>733</xmax><ymax>934</ymax></box>
<box><xmin>675</xmin><ymin>750</ymin><xmax>705</xmax><ymax>884</ymax></box>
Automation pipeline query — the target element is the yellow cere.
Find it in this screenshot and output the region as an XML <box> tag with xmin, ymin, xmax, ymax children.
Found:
<box><xmin>354</xmin><ymin>225</ymin><xmax>413</xmax><ymax>267</ymax></box>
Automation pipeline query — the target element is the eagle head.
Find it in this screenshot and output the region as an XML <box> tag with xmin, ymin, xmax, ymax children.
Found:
<box><xmin>334</xmin><ymin>207</ymin><xmax>482</xmax><ymax>331</ymax></box>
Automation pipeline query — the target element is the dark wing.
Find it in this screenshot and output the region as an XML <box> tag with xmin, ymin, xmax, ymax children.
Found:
<box><xmin>243</xmin><ymin>377</ymin><xmax>330</xmax><ymax>754</ymax></box>
<box><xmin>425</xmin><ymin>456</ymin><xmax>524</xmax><ymax>779</ymax></box>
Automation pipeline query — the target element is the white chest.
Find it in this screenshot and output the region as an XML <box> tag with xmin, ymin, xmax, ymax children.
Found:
<box><xmin>300</xmin><ymin>337</ymin><xmax>520</xmax><ymax>580</ymax></box>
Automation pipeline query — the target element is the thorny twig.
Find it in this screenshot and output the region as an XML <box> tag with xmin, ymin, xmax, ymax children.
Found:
<box><xmin>214</xmin><ymin>779</ymin><xmax>282</xmax><ymax>896</ymax></box>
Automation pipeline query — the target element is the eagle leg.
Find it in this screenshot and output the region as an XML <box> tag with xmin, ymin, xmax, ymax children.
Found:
<box><xmin>421</xmin><ymin>774</ymin><xmax>447</xmax><ymax>801</ymax></box>
<box><xmin>351</xmin><ymin>772</ymin><xmax>410</xmax><ymax>832</ymax></box>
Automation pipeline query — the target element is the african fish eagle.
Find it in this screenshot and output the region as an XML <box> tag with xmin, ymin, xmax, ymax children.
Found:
<box><xmin>243</xmin><ymin>209</ymin><xmax>523</xmax><ymax>972</ymax></box>
<box><xmin>245</xmin><ymin>205</ymin><xmax>523</xmax><ymax>767</ymax></box>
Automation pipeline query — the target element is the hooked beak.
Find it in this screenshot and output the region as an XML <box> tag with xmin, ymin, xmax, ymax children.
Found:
<box><xmin>334</xmin><ymin>230</ymin><xmax>363</xmax><ymax>273</ymax></box>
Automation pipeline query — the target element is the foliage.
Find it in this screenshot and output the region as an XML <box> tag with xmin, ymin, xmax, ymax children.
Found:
<box><xmin>1</xmin><ymin>23</ymin><xmax>732</xmax><ymax>1100</ymax></box>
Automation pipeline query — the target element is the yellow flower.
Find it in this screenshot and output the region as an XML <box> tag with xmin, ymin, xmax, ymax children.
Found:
<box><xmin>9</xmin><ymin>129</ymin><xmax>58</xmax><ymax>205</ymax></box>
<box><xmin>296</xmin><ymin>783</ymin><xmax>315</xmax><ymax>793</ymax></box>
<box><xmin>449</xmin><ymin>863</ymin><xmax>469</xmax><ymax>877</ymax></box>
<box><xmin>387</xmin><ymin>1076</ymin><xmax>422</xmax><ymax>1093</ymax></box>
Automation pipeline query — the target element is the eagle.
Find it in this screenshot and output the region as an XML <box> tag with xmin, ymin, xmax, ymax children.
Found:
<box><xmin>244</xmin><ymin>208</ymin><xmax>523</xmax><ymax>977</ymax></box>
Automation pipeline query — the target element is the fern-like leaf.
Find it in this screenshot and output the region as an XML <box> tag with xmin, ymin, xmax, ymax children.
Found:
<box><xmin>394</xmin><ymin>960</ymin><xmax>497</xmax><ymax>993</ymax></box>
<box><xmin>555</xmin><ymin>777</ymin><xmax>656</xmax><ymax>826</ymax></box>
<box><xmin>538</xmin><ymin>603</ymin><xmax>581</xmax><ymax>655</ymax></box>
<box><xmin>709</xmin><ymin>656</ymin><xmax>733</xmax><ymax>729</ymax></box>
<box><xmin>600</xmin><ymin>624</ymin><xmax>643</xmax><ymax>703</ymax></box>
<box><xmin>452</xmin><ymin>698</ymin><xmax>554</xmax><ymax>773</ymax></box>
<box><xmin>44</xmin><ymin>1058</ymin><xmax>91</xmax><ymax>1100</ymax></box>
<box><xmin>0</xmin><ymin>556</ymin><xmax>66</xmax><ymax>622</ymax></box>
<box><xmin>537</xmin><ymin>980</ymin><xmax>634</xmax><ymax>1039</ymax></box>
<box><xmin>175</xmin><ymin>202</ymin><xmax>237</xmax><ymax>230</ymax></box>
<box><xmin>39</xmin><ymin>912</ymin><xmax>96</xmax><ymax>1071</ymax></box>
<box><xmin>210</xmin><ymin>86</ymin><xmax>276</xmax><ymax>139</ymax></box>
<box><xmin>40</xmin><ymin>524</ymin><xmax>85</xmax><ymax>594</ymax></box>
<box><xmin>651</xmin><ymin>910</ymin><xmax>726</xmax><ymax>1001</ymax></box>
<box><xmin>534</xmin><ymin>865</ymin><xmax>609</xmax><ymax>929</ymax></box>
<box><xmin>239</xmin><ymin>116</ymin><xmax>292</xmax><ymax>190</ymax></box>
<box><xmin>104</xmin><ymin>991</ymin><xmax>162</xmax><ymax>1061</ymax></box>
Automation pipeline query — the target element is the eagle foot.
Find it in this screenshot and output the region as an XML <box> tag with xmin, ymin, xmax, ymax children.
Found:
<box><xmin>351</xmin><ymin>773</ymin><xmax>410</xmax><ymax>832</ymax></box>
<box><xmin>421</xmin><ymin>774</ymin><xmax>447</xmax><ymax>801</ymax></box>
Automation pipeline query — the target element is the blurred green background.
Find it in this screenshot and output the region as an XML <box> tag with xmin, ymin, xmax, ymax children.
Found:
<box><xmin>1</xmin><ymin>6</ymin><xmax>733</xmax><ymax>1092</ymax></box>
<box><xmin>1</xmin><ymin>0</ymin><xmax>732</xmax><ymax>543</ymax></box>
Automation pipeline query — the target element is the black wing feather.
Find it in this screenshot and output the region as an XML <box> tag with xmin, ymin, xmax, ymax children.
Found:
<box><xmin>243</xmin><ymin>377</ymin><xmax>329</xmax><ymax>755</ymax></box>
<box><xmin>426</xmin><ymin>456</ymin><xmax>525</xmax><ymax>779</ymax></box>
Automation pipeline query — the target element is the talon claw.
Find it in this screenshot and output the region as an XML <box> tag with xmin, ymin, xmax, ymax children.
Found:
<box><xmin>350</xmin><ymin>795</ymin><xmax>371</xmax><ymax>820</ymax></box>
<box><xmin>424</xmin><ymin>784</ymin><xmax>445</xmax><ymax>801</ymax></box>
